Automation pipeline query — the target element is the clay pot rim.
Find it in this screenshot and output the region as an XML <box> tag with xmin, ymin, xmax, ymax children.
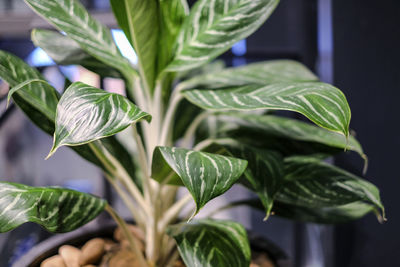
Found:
<box><xmin>13</xmin><ymin>221</ymin><xmax>290</xmax><ymax>267</ymax></box>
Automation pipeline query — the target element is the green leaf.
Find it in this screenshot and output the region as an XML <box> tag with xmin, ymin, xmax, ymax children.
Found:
<box><xmin>183</xmin><ymin>82</ymin><xmax>351</xmax><ymax>137</ymax></box>
<box><xmin>218</xmin><ymin>113</ymin><xmax>364</xmax><ymax>157</ymax></box>
<box><xmin>166</xmin><ymin>0</ymin><xmax>280</xmax><ymax>72</ymax></box>
<box><xmin>167</xmin><ymin>219</ymin><xmax>250</xmax><ymax>267</ymax></box>
<box><xmin>222</xmin><ymin>144</ymin><xmax>284</xmax><ymax>219</ymax></box>
<box><xmin>157</xmin><ymin>0</ymin><xmax>189</xmax><ymax>72</ymax></box>
<box><xmin>179</xmin><ymin>60</ymin><xmax>318</xmax><ymax>90</ymax></box>
<box><xmin>31</xmin><ymin>29</ymin><xmax>122</xmax><ymax>78</ymax></box>
<box><xmin>276</xmin><ymin>156</ymin><xmax>385</xmax><ymax>220</ymax></box>
<box><xmin>110</xmin><ymin>0</ymin><xmax>158</xmax><ymax>91</ymax></box>
<box><xmin>224</xmin><ymin>199</ymin><xmax>376</xmax><ymax>224</ymax></box>
<box><xmin>0</xmin><ymin>182</ymin><xmax>106</xmax><ymax>233</ymax></box>
<box><xmin>0</xmin><ymin>51</ymin><xmax>138</xmax><ymax>184</ymax></box>
<box><xmin>24</xmin><ymin>0</ymin><xmax>133</xmax><ymax>77</ymax></box>
<box><xmin>0</xmin><ymin>50</ymin><xmax>59</xmax><ymax>134</ymax></box>
<box><xmin>272</xmin><ymin>201</ymin><xmax>376</xmax><ymax>224</ymax></box>
<box><xmin>49</xmin><ymin>82</ymin><xmax>151</xmax><ymax>156</ymax></box>
<box><xmin>152</xmin><ymin>147</ymin><xmax>247</xmax><ymax>215</ymax></box>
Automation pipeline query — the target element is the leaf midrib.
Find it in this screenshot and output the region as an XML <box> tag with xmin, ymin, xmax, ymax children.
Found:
<box><xmin>124</xmin><ymin>0</ymin><xmax>153</xmax><ymax>93</ymax></box>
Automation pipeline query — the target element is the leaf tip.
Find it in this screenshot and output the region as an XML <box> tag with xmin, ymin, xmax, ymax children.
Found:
<box><xmin>263</xmin><ymin>206</ymin><xmax>274</xmax><ymax>221</ymax></box>
<box><xmin>362</xmin><ymin>154</ymin><xmax>369</xmax><ymax>175</ymax></box>
<box><xmin>144</xmin><ymin>113</ymin><xmax>152</xmax><ymax>123</ymax></box>
<box><xmin>187</xmin><ymin>209</ymin><xmax>199</xmax><ymax>223</ymax></box>
<box><xmin>6</xmin><ymin>87</ymin><xmax>16</xmax><ymax>108</ymax></box>
<box><xmin>46</xmin><ymin>142</ymin><xmax>60</xmax><ymax>160</ymax></box>
<box><xmin>6</xmin><ymin>94</ymin><xmax>12</xmax><ymax>109</ymax></box>
<box><xmin>374</xmin><ymin>207</ymin><xmax>387</xmax><ymax>224</ymax></box>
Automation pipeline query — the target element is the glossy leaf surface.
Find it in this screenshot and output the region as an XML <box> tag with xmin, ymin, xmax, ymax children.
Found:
<box><xmin>32</xmin><ymin>29</ymin><xmax>122</xmax><ymax>78</ymax></box>
<box><xmin>24</xmin><ymin>0</ymin><xmax>133</xmax><ymax>76</ymax></box>
<box><xmin>272</xmin><ymin>201</ymin><xmax>375</xmax><ymax>224</ymax></box>
<box><xmin>0</xmin><ymin>182</ymin><xmax>106</xmax><ymax>233</ymax></box>
<box><xmin>167</xmin><ymin>219</ymin><xmax>250</xmax><ymax>267</ymax></box>
<box><xmin>110</xmin><ymin>0</ymin><xmax>158</xmax><ymax>90</ymax></box>
<box><xmin>166</xmin><ymin>0</ymin><xmax>279</xmax><ymax>72</ymax></box>
<box><xmin>218</xmin><ymin>113</ymin><xmax>363</xmax><ymax>156</ymax></box>
<box><xmin>157</xmin><ymin>0</ymin><xmax>189</xmax><ymax>73</ymax></box>
<box><xmin>50</xmin><ymin>82</ymin><xmax>151</xmax><ymax>156</ymax></box>
<box><xmin>277</xmin><ymin>156</ymin><xmax>385</xmax><ymax>219</ymax></box>
<box><xmin>152</xmin><ymin>147</ymin><xmax>247</xmax><ymax>214</ymax></box>
<box><xmin>0</xmin><ymin>51</ymin><xmax>137</xmax><ymax>180</ymax></box>
<box><xmin>227</xmin><ymin>199</ymin><xmax>376</xmax><ymax>224</ymax></box>
<box><xmin>179</xmin><ymin>60</ymin><xmax>318</xmax><ymax>89</ymax></box>
<box><xmin>183</xmin><ymin>82</ymin><xmax>351</xmax><ymax>136</ymax></box>
<box><xmin>0</xmin><ymin>50</ymin><xmax>59</xmax><ymax>134</ymax></box>
<box><xmin>224</xmin><ymin>144</ymin><xmax>284</xmax><ymax>218</ymax></box>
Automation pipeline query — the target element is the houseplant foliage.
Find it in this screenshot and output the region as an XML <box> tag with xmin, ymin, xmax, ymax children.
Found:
<box><xmin>0</xmin><ymin>0</ymin><xmax>385</xmax><ymax>266</ymax></box>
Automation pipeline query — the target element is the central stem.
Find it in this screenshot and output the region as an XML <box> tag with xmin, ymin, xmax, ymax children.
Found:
<box><xmin>128</xmin><ymin>73</ymin><xmax>187</xmax><ymax>266</ymax></box>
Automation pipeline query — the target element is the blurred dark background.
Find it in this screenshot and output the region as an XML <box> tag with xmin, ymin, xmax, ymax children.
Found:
<box><xmin>0</xmin><ymin>0</ymin><xmax>399</xmax><ymax>266</ymax></box>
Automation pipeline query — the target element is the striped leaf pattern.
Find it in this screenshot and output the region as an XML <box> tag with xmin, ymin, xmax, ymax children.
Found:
<box><xmin>0</xmin><ymin>51</ymin><xmax>137</xmax><ymax>180</ymax></box>
<box><xmin>152</xmin><ymin>147</ymin><xmax>247</xmax><ymax>214</ymax></box>
<box><xmin>110</xmin><ymin>0</ymin><xmax>158</xmax><ymax>91</ymax></box>
<box><xmin>276</xmin><ymin>156</ymin><xmax>385</xmax><ymax>220</ymax></box>
<box><xmin>167</xmin><ymin>219</ymin><xmax>250</xmax><ymax>267</ymax></box>
<box><xmin>272</xmin><ymin>201</ymin><xmax>376</xmax><ymax>224</ymax></box>
<box><xmin>157</xmin><ymin>0</ymin><xmax>189</xmax><ymax>73</ymax></box>
<box><xmin>0</xmin><ymin>50</ymin><xmax>59</xmax><ymax>134</ymax></box>
<box><xmin>31</xmin><ymin>29</ymin><xmax>122</xmax><ymax>78</ymax></box>
<box><xmin>50</xmin><ymin>82</ymin><xmax>151</xmax><ymax>156</ymax></box>
<box><xmin>166</xmin><ymin>0</ymin><xmax>280</xmax><ymax>72</ymax></box>
<box><xmin>0</xmin><ymin>182</ymin><xmax>106</xmax><ymax>233</ymax></box>
<box><xmin>183</xmin><ymin>82</ymin><xmax>351</xmax><ymax>136</ymax></box>
<box><xmin>24</xmin><ymin>0</ymin><xmax>133</xmax><ymax>76</ymax></box>
<box><xmin>224</xmin><ymin>144</ymin><xmax>284</xmax><ymax>218</ymax></box>
<box><xmin>219</xmin><ymin>113</ymin><xmax>364</xmax><ymax>157</ymax></box>
<box><xmin>179</xmin><ymin>60</ymin><xmax>318</xmax><ymax>90</ymax></box>
<box><xmin>228</xmin><ymin>199</ymin><xmax>376</xmax><ymax>224</ymax></box>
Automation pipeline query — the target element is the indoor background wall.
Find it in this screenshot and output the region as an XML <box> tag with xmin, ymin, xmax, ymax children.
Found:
<box><xmin>333</xmin><ymin>0</ymin><xmax>400</xmax><ymax>266</ymax></box>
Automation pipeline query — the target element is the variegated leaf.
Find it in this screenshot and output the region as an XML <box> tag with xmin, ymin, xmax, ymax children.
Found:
<box><xmin>218</xmin><ymin>113</ymin><xmax>364</xmax><ymax>157</ymax></box>
<box><xmin>276</xmin><ymin>156</ymin><xmax>385</xmax><ymax>220</ymax></box>
<box><xmin>179</xmin><ymin>60</ymin><xmax>318</xmax><ymax>90</ymax></box>
<box><xmin>225</xmin><ymin>199</ymin><xmax>376</xmax><ymax>224</ymax></box>
<box><xmin>272</xmin><ymin>201</ymin><xmax>376</xmax><ymax>224</ymax></box>
<box><xmin>158</xmin><ymin>0</ymin><xmax>189</xmax><ymax>73</ymax></box>
<box><xmin>110</xmin><ymin>0</ymin><xmax>158</xmax><ymax>91</ymax></box>
<box><xmin>183</xmin><ymin>82</ymin><xmax>351</xmax><ymax>136</ymax></box>
<box><xmin>0</xmin><ymin>50</ymin><xmax>59</xmax><ymax>134</ymax></box>
<box><xmin>152</xmin><ymin>147</ymin><xmax>247</xmax><ymax>214</ymax></box>
<box><xmin>166</xmin><ymin>0</ymin><xmax>280</xmax><ymax>72</ymax></box>
<box><xmin>49</xmin><ymin>82</ymin><xmax>151</xmax><ymax>156</ymax></box>
<box><xmin>167</xmin><ymin>219</ymin><xmax>251</xmax><ymax>267</ymax></box>
<box><xmin>31</xmin><ymin>29</ymin><xmax>122</xmax><ymax>78</ymax></box>
<box><xmin>24</xmin><ymin>0</ymin><xmax>134</xmax><ymax>77</ymax></box>
<box><xmin>223</xmin><ymin>144</ymin><xmax>284</xmax><ymax>218</ymax></box>
<box><xmin>0</xmin><ymin>182</ymin><xmax>106</xmax><ymax>233</ymax></box>
<box><xmin>0</xmin><ymin>51</ymin><xmax>138</xmax><ymax>185</ymax></box>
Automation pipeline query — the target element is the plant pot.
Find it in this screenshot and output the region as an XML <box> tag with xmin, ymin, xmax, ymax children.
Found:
<box><xmin>13</xmin><ymin>221</ymin><xmax>290</xmax><ymax>267</ymax></box>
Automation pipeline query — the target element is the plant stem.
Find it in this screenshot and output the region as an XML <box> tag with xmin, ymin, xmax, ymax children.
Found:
<box><xmin>89</xmin><ymin>142</ymin><xmax>151</xmax><ymax>218</ymax></box>
<box><xmin>192</xmin><ymin>139</ymin><xmax>215</xmax><ymax>151</ymax></box>
<box><xmin>158</xmin><ymin>194</ymin><xmax>193</xmax><ymax>232</ymax></box>
<box><xmin>87</xmin><ymin>142</ymin><xmax>116</xmax><ymax>172</ymax></box>
<box><xmin>181</xmin><ymin>111</ymin><xmax>210</xmax><ymax>148</ymax></box>
<box><xmin>105</xmin><ymin>173</ymin><xmax>146</xmax><ymax>227</ymax></box>
<box><xmin>164</xmin><ymin>248</ymin><xmax>180</xmax><ymax>267</ymax></box>
<box><xmin>132</xmin><ymin>125</ymin><xmax>153</xmax><ymax>205</ymax></box>
<box><xmin>159</xmin><ymin>90</ymin><xmax>183</xmax><ymax>146</ymax></box>
<box><xmin>105</xmin><ymin>204</ymin><xmax>148</xmax><ymax>267</ymax></box>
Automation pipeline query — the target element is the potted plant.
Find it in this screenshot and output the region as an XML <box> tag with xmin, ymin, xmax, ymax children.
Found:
<box><xmin>0</xmin><ymin>0</ymin><xmax>385</xmax><ymax>266</ymax></box>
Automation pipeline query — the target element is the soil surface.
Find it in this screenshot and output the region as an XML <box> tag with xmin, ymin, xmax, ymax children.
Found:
<box><xmin>40</xmin><ymin>224</ymin><xmax>275</xmax><ymax>267</ymax></box>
